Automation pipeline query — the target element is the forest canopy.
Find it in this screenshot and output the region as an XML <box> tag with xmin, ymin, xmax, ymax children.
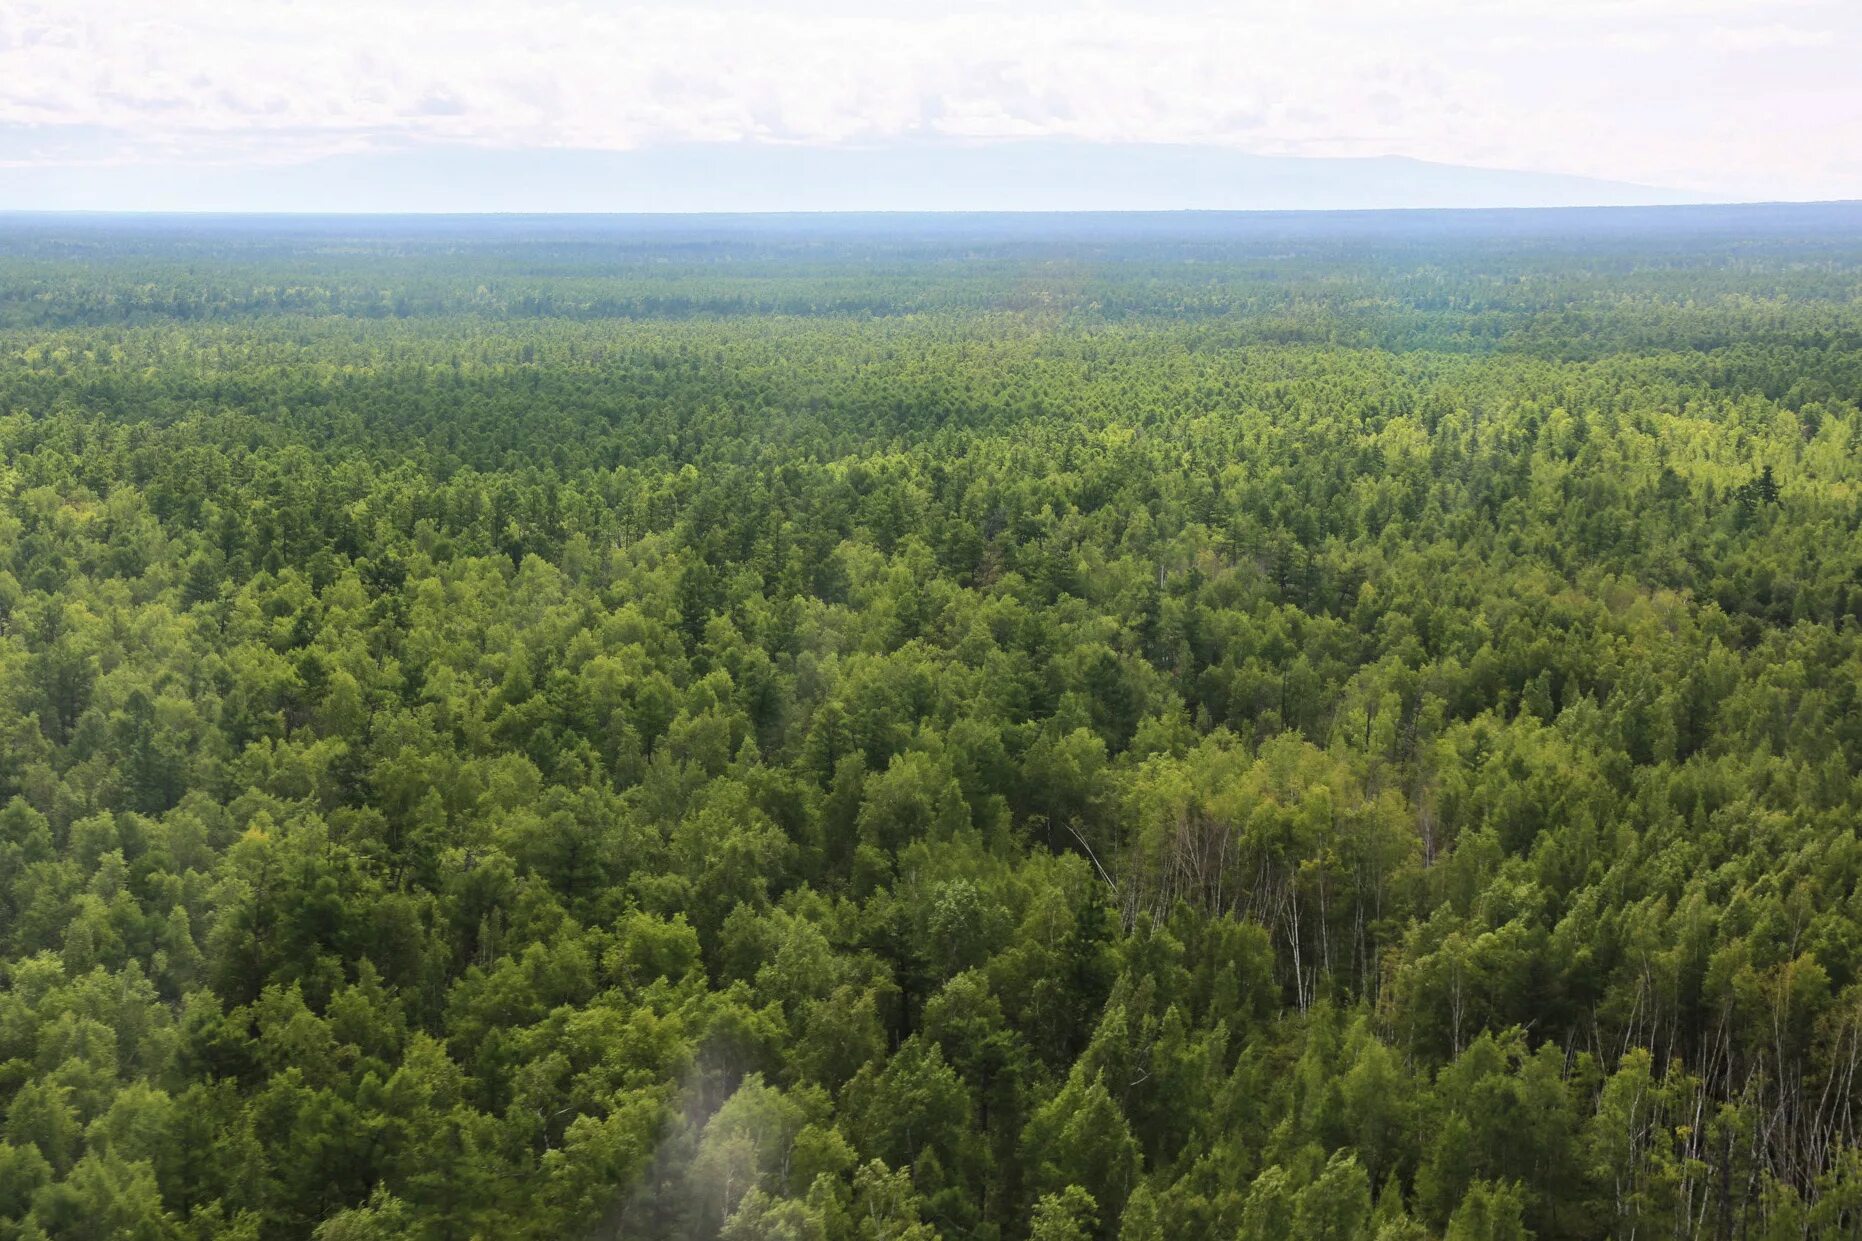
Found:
<box><xmin>3</xmin><ymin>204</ymin><xmax>1862</xmax><ymax>1239</ymax></box>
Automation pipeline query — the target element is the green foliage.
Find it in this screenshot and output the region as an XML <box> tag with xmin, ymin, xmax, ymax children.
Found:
<box><xmin>4</xmin><ymin>206</ymin><xmax>1862</xmax><ymax>1238</ymax></box>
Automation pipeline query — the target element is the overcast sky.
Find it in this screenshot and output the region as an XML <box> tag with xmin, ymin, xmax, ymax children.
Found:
<box><xmin>2</xmin><ymin>0</ymin><xmax>1859</xmax><ymax>208</ymax></box>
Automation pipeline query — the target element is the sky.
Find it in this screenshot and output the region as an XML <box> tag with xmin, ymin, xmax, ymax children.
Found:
<box><xmin>1</xmin><ymin>0</ymin><xmax>1859</xmax><ymax>211</ymax></box>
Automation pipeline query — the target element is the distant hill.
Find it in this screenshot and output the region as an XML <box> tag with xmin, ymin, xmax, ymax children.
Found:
<box><xmin>3</xmin><ymin>139</ymin><xmax>1708</xmax><ymax>213</ymax></box>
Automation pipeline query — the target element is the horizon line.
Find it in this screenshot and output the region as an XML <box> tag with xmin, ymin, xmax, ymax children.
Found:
<box><xmin>6</xmin><ymin>198</ymin><xmax>1861</xmax><ymax>221</ymax></box>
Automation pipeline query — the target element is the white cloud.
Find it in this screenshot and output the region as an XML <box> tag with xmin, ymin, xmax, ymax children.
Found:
<box><xmin>0</xmin><ymin>0</ymin><xmax>1857</xmax><ymax>199</ymax></box>
<box><xmin>1702</xmin><ymin>23</ymin><xmax>1834</xmax><ymax>50</ymax></box>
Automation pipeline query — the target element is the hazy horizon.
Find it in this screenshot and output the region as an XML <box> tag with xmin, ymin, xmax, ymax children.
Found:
<box><xmin>1</xmin><ymin>142</ymin><xmax>1723</xmax><ymax>216</ymax></box>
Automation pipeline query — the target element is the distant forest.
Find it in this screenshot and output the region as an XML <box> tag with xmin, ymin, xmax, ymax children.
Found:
<box><xmin>3</xmin><ymin>205</ymin><xmax>1862</xmax><ymax>1239</ymax></box>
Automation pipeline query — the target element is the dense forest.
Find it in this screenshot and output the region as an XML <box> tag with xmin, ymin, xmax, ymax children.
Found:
<box><xmin>3</xmin><ymin>205</ymin><xmax>1862</xmax><ymax>1240</ymax></box>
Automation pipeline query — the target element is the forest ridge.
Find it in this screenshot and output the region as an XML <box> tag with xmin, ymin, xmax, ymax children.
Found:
<box><xmin>2</xmin><ymin>205</ymin><xmax>1862</xmax><ymax>1239</ymax></box>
